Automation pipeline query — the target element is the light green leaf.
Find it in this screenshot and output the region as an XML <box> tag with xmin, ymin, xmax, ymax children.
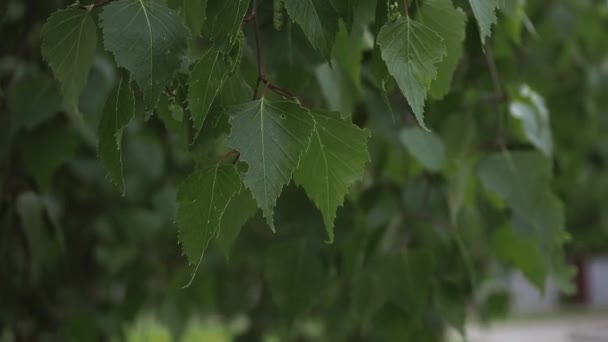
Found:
<box><xmin>177</xmin><ymin>164</ymin><xmax>241</xmax><ymax>279</ymax></box>
<box><xmin>97</xmin><ymin>77</ymin><xmax>135</xmax><ymax>193</ymax></box>
<box><xmin>282</xmin><ymin>0</ymin><xmax>339</xmax><ymax>59</ymax></box>
<box><xmin>183</xmin><ymin>0</ymin><xmax>207</xmax><ymax>35</ymax></box>
<box><xmin>203</xmin><ymin>0</ymin><xmax>249</xmax><ymax>52</ymax></box>
<box><xmin>187</xmin><ymin>48</ymin><xmax>233</xmax><ymax>139</ymax></box>
<box><xmin>400</xmin><ymin>127</ymin><xmax>446</xmax><ymax>172</ymax></box>
<box><xmin>509</xmin><ymin>85</ymin><xmax>553</xmax><ymax>157</ymax></box>
<box><xmin>478</xmin><ymin>152</ymin><xmax>575</xmax><ymax>292</ymax></box>
<box><xmin>216</xmin><ymin>188</ymin><xmax>258</xmax><ymax>259</ymax></box>
<box><xmin>468</xmin><ymin>0</ymin><xmax>499</xmax><ymax>44</ymax></box>
<box><xmin>417</xmin><ymin>0</ymin><xmax>467</xmax><ymax>99</ymax></box>
<box><xmin>294</xmin><ymin>112</ymin><xmax>369</xmax><ymax>242</ymax></box>
<box><xmin>100</xmin><ymin>0</ymin><xmax>189</xmax><ymax>112</ymax></box>
<box><xmin>377</xmin><ymin>17</ymin><xmax>446</xmax><ymax>129</ymax></box>
<box><xmin>226</xmin><ymin>99</ymin><xmax>315</xmax><ymax>230</ymax></box>
<box><xmin>492</xmin><ymin>226</ymin><xmax>546</xmax><ymax>289</ymax></box>
<box><xmin>41</xmin><ymin>8</ymin><xmax>97</xmax><ymax>107</ymax></box>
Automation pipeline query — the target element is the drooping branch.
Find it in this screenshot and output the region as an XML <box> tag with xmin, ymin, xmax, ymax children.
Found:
<box><xmin>244</xmin><ymin>0</ymin><xmax>299</xmax><ymax>101</ymax></box>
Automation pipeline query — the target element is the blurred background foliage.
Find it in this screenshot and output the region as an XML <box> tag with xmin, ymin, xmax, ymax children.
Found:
<box><xmin>1</xmin><ymin>0</ymin><xmax>608</xmax><ymax>341</ymax></box>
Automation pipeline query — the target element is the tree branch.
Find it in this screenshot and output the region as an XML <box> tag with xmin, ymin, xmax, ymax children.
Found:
<box><xmin>246</xmin><ymin>0</ymin><xmax>299</xmax><ymax>102</ymax></box>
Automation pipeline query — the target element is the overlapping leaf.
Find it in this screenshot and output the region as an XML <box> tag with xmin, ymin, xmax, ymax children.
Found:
<box><xmin>226</xmin><ymin>99</ymin><xmax>315</xmax><ymax>230</ymax></box>
<box><xmin>282</xmin><ymin>0</ymin><xmax>338</xmax><ymax>59</ymax></box>
<box><xmin>417</xmin><ymin>0</ymin><xmax>467</xmax><ymax>99</ymax></box>
<box><xmin>377</xmin><ymin>17</ymin><xmax>446</xmax><ymax>129</ymax></box>
<box><xmin>100</xmin><ymin>0</ymin><xmax>189</xmax><ymax>112</ymax></box>
<box><xmin>468</xmin><ymin>0</ymin><xmax>499</xmax><ymax>44</ymax></box>
<box><xmin>177</xmin><ymin>165</ymin><xmax>242</xmax><ymax>279</ymax></box>
<box><xmin>98</xmin><ymin>77</ymin><xmax>135</xmax><ymax>193</ymax></box>
<box><xmin>41</xmin><ymin>8</ymin><xmax>97</xmax><ymax>107</ymax></box>
<box><xmin>182</xmin><ymin>0</ymin><xmax>207</xmax><ymax>35</ymax></box>
<box><xmin>294</xmin><ymin>111</ymin><xmax>369</xmax><ymax>242</ymax></box>
<box><xmin>187</xmin><ymin>48</ymin><xmax>234</xmax><ymax>139</ymax></box>
<box><xmin>203</xmin><ymin>0</ymin><xmax>249</xmax><ymax>52</ymax></box>
<box><xmin>216</xmin><ymin>188</ymin><xmax>258</xmax><ymax>259</ymax></box>
<box><xmin>478</xmin><ymin>152</ymin><xmax>575</xmax><ymax>292</ymax></box>
<box><xmin>400</xmin><ymin>127</ymin><xmax>446</xmax><ymax>172</ymax></box>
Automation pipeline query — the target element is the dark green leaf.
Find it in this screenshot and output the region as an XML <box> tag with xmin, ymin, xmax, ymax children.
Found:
<box><xmin>41</xmin><ymin>8</ymin><xmax>97</xmax><ymax>107</ymax></box>
<box><xmin>21</xmin><ymin>119</ymin><xmax>79</xmax><ymax>191</ymax></box>
<box><xmin>187</xmin><ymin>48</ymin><xmax>233</xmax><ymax>139</ymax></box>
<box><xmin>177</xmin><ymin>164</ymin><xmax>242</xmax><ymax>279</ymax></box>
<box><xmin>226</xmin><ymin>99</ymin><xmax>315</xmax><ymax>230</ymax></box>
<box><xmin>282</xmin><ymin>0</ymin><xmax>338</xmax><ymax>59</ymax></box>
<box><xmin>216</xmin><ymin>188</ymin><xmax>258</xmax><ymax>259</ymax></box>
<box><xmin>100</xmin><ymin>0</ymin><xmax>189</xmax><ymax>112</ymax></box>
<box><xmin>97</xmin><ymin>77</ymin><xmax>135</xmax><ymax>193</ymax></box>
<box><xmin>203</xmin><ymin>0</ymin><xmax>249</xmax><ymax>52</ymax></box>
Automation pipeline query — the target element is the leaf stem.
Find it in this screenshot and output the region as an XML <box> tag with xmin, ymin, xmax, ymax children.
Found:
<box><xmin>79</xmin><ymin>0</ymin><xmax>113</xmax><ymax>10</ymax></box>
<box><xmin>402</xmin><ymin>0</ymin><xmax>409</xmax><ymax>17</ymax></box>
<box><xmin>251</xmin><ymin>0</ymin><xmax>265</xmax><ymax>99</ymax></box>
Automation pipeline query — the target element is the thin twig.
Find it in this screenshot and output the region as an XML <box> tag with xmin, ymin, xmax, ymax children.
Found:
<box><xmin>484</xmin><ymin>46</ymin><xmax>507</xmax><ymax>148</ymax></box>
<box><xmin>484</xmin><ymin>47</ymin><xmax>504</xmax><ymax>101</ymax></box>
<box><xmin>251</xmin><ymin>0</ymin><xmax>265</xmax><ymax>99</ymax></box>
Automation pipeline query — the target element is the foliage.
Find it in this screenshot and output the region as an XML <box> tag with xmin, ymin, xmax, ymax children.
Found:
<box><xmin>1</xmin><ymin>0</ymin><xmax>608</xmax><ymax>340</ymax></box>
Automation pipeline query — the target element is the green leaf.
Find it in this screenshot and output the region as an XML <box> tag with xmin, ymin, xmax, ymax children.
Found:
<box><xmin>377</xmin><ymin>17</ymin><xmax>446</xmax><ymax>129</ymax></box>
<box><xmin>468</xmin><ymin>0</ymin><xmax>499</xmax><ymax>44</ymax></box>
<box><xmin>294</xmin><ymin>111</ymin><xmax>369</xmax><ymax>242</ymax></box>
<box><xmin>376</xmin><ymin>250</ymin><xmax>434</xmax><ymax>315</ymax></box>
<box><xmin>21</xmin><ymin>119</ymin><xmax>79</xmax><ymax>191</ymax></box>
<box><xmin>417</xmin><ymin>0</ymin><xmax>467</xmax><ymax>99</ymax></box>
<box><xmin>157</xmin><ymin>92</ymin><xmax>189</xmax><ymax>147</ymax></box>
<box><xmin>509</xmin><ymin>85</ymin><xmax>553</xmax><ymax>156</ymax></box>
<box><xmin>330</xmin><ymin>0</ymin><xmax>356</xmax><ymax>31</ymax></box>
<box><xmin>226</xmin><ymin>99</ymin><xmax>315</xmax><ymax>230</ymax></box>
<box><xmin>183</xmin><ymin>0</ymin><xmax>207</xmax><ymax>35</ymax></box>
<box><xmin>216</xmin><ymin>188</ymin><xmax>258</xmax><ymax>259</ymax></box>
<box><xmin>187</xmin><ymin>48</ymin><xmax>233</xmax><ymax>139</ymax></box>
<box><xmin>7</xmin><ymin>72</ymin><xmax>63</xmax><ymax>133</ymax></box>
<box><xmin>282</xmin><ymin>0</ymin><xmax>338</xmax><ymax>59</ymax></box>
<box><xmin>400</xmin><ymin>127</ymin><xmax>446</xmax><ymax>172</ymax></box>
<box><xmin>97</xmin><ymin>77</ymin><xmax>135</xmax><ymax>193</ymax></box>
<box><xmin>203</xmin><ymin>0</ymin><xmax>249</xmax><ymax>52</ymax></box>
<box><xmin>41</xmin><ymin>8</ymin><xmax>98</xmax><ymax>107</ymax></box>
<box><xmin>100</xmin><ymin>0</ymin><xmax>189</xmax><ymax>112</ymax></box>
<box><xmin>492</xmin><ymin>226</ymin><xmax>545</xmax><ymax>289</ymax></box>
<box><xmin>177</xmin><ymin>164</ymin><xmax>241</xmax><ymax>279</ymax></box>
<box><xmin>478</xmin><ymin>151</ymin><xmax>575</xmax><ymax>292</ymax></box>
<box><xmin>264</xmin><ymin>240</ymin><xmax>328</xmax><ymax>317</ymax></box>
